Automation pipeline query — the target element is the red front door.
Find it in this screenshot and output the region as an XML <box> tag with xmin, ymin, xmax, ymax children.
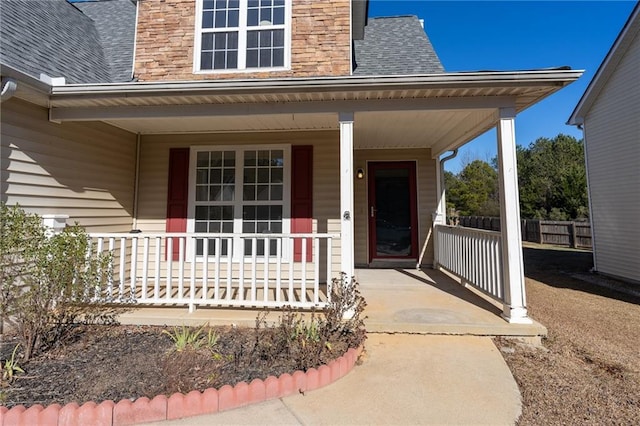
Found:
<box><xmin>368</xmin><ymin>161</ymin><xmax>419</xmax><ymax>262</ymax></box>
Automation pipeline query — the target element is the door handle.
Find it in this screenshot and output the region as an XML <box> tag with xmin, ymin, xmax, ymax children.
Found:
<box><xmin>370</xmin><ymin>206</ymin><xmax>376</xmax><ymax>217</ymax></box>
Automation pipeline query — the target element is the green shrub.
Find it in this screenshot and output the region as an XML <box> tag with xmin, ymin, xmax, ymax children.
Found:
<box><xmin>0</xmin><ymin>203</ymin><xmax>121</xmax><ymax>360</ymax></box>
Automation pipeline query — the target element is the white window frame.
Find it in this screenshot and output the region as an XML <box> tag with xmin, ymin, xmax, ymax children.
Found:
<box><xmin>187</xmin><ymin>144</ymin><xmax>292</xmax><ymax>261</ymax></box>
<box><xmin>193</xmin><ymin>0</ymin><xmax>292</xmax><ymax>73</ymax></box>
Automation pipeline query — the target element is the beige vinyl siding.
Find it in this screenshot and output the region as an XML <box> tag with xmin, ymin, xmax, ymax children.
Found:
<box><xmin>136</xmin><ymin>130</ymin><xmax>342</xmax><ymax>277</ymax></box>
<box><xmin>583</xmin><ymin>30</ymin><xmax>640</xmax><ymax>283</ymax></box>
<box><xmin>353</xmin><ymin>148</ymin><xmax>437</xmax><ymax>267</ymax></box>
<box><xmin>1</xmin><ymin>98</ymin><xmax>136</xmax><ymax>232</ymax></box>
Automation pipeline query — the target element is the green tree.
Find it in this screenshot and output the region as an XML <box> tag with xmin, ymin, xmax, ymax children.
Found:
<box><xmin>516</xmin><ymin>134</ymin><xmax>588</xmax><ymax>220</ymax></box>
<box><xmin>447</xmin><ymin>160</ymin><xmax>499</xmax><ymax>216</ymax></box>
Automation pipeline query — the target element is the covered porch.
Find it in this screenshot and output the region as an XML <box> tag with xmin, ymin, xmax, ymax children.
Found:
<box><xmin>117</xmin><ymin>266</ymin><xmax>546</xmax><ymax>338</ymax></box>
<box><xmin>39</xmin><ymin>70</ymin><xmax>582</xmax><ymax>327</ymax></box>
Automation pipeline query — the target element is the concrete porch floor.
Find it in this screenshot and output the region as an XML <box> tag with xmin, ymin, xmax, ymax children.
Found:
<box><xmin>355</xmin><ymin>268</ymin><xmax>546</xmax><ymax>338</ymax></box>
<box><xmin>119</xmin><ymin>268</ymin><xmax>546</xmax><ymax>338</ymax></box>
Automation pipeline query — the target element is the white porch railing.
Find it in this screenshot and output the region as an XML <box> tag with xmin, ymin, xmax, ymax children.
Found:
<box><xmin>434</xmin><ymin>225</ymin><xmax>504</xmax><ymax>303</ymax></box>
<box><xmin>87</xmin><ymin>233</ymin><xmax>337</xmax><ymax>310</ymax></box>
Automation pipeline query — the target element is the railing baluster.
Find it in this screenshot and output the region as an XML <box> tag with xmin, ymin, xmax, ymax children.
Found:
<box><xmin>288</xmin><ymin>237</ymin><xmax>294</xmax><ymax>303</ymax></box>
<box><xmin>326</xmin><ymin>236</ymin><xmax>333</xmax><ymax>303</ymax></box>
<box><xmin>214</xmin><ymin>237</ymin><xmax>221</xmax><ymax>301</ymax></box>
<box><xmin>275</xmin><ymin>238</ymin><xmax>282</xmax><ymax>303</ymax></box>
<box><xmin>154</xmin><ymin>237</ymin><xmax>161</xmax><ymax>300</ymax></box>
<box><xmin>166</xmin><ymin>237</ymin><xmax>173</xmax><ymax>300</ymax></box>
<box><xmin>190</xmin><ymin>236</ymin><xmax>196</xmax><ymax>310</ymax></box>
<box><xmin>238</xmin><ymin>237</ymin><xmax>244</xmax><ymax>302</ymax></box>
<box><xmin>108</xmin><ymin>237</ymin><xmax>115</xmax><ymax>300</ymax></box>
<box><xmin>95</xmin><ymin>237</ymin><xmax>104</xmax><ymax>300</ymax></box>
<box><xmin>301</xmin><ymin>237</ymin><xmax>307</xmax><ymax>303</ymax></box>
<box><xmin>250</xmin><ymin>237</ymin><xmax>257</xmax><ymax>303</ymax></box>
<box><xmin>202</xmin><ymin>238</ymin><xmax>209</xmax><ymax>301</ymax></box>
<box><xmin>226</xmin><ymin>237</ymin><xmax>232</xmax><ymax>302</ymax></box>
<box><xmin>264</xmin><ymin>236</ymin><xmax>270</xmax><ymax>303</ymax></box>
<box><xmin>178</xmin><ymin>237</ymin><xmax>185</xmax><ymax>300</ymax></box>
<box><xmin>130</xmin><ymin>237</ymin><xmax>138</xmax><ymax>300</ymax></box>
<box><xmin>314</xmin><ymin>237</ymin><xmax>320</xmax><ymax>305</ymax></box>
<box><xmin>142</xmin><ymin>237</ymin><xmax>149</xmax><ymax>301</ymax></box>
<box><xmin>119</xmin><ymin>237</ymin><xmax>126</xmax><ymax>300</ymax></box>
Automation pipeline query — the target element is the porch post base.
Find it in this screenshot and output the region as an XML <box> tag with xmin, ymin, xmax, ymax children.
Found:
<box><xmin>501</xmin><ymin>306</ymin><xmax>532</xmax><ymax>324</ymax></box>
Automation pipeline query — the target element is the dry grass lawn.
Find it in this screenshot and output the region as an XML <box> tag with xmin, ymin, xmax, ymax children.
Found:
<box><xmin>495</xmin><ymin>244</ymin><xmax>640</xmax><ymax>425</ymax></box>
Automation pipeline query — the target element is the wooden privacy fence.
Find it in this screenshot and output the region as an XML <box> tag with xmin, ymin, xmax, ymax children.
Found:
<box><xmin>452</xmin><ymin>216</ymin><xmax>592</xmax><ymax>249</ymax></box>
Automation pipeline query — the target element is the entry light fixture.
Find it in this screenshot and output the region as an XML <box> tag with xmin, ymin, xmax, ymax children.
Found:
<box><xmin>356</xmin><ymin>168</ymin><xmax>365</xmax><ymax>179</ymax></box>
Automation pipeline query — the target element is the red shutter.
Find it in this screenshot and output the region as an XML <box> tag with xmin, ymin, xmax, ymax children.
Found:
<box><xmin>291</xmin><ymin>145</ymin><xmax>313</xmax><ymax>262</ymax></box>
<box><xmin>166</xmin><ymin>148</ymin><xmax>190</xmax><ymax>260</ymax></box>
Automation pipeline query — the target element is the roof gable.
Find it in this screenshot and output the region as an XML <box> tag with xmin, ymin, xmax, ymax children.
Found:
<box><xmin>568</xmin><ymin>3</ymin><xmax>640</xmax><ymax>125</ymax></box>
<box><xmin>0</xmin><ymin>0</ymin><xmax>135</xmax><ymax>84</ymax></box>
<box><xmin>353</xmin><ymin>16</ymin><xmax>445</xmax><ymax>76</ymax></box>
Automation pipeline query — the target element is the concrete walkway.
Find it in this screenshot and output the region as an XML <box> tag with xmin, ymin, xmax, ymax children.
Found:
<box><xmin>151</xmin><ymin>334</ymin><xmax>522</xmax><ymax>426</ymax></box>
<box><xmin>136</xmin><ymin>268</ymin><xmax>537</xmax><ymax>425</ymax></box>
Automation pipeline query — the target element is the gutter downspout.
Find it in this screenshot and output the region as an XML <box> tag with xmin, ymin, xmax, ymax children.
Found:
<box><xmin>0</xmin><ymin>78</ymin><xmax>17</xmax><ymax>103</ymax></box>
<box><xmin>416</xmin><ymin>148</ymin><xmax>458</xmax><ymax>269</ymax></box>
<box><xmin>422</xmin><ymin>149</ymin><xmax>458</xmax><ymax>270</ymax></box>
<box><xmin>131</xmin><ymin>0</ymin><xmax>140</xmax><ymax>81</ymax></box>
<box><xmin>132</xmin><ymin>133</ymin><xmax>141</xmax><ymax>231</ymax></box>
<box><xmin>438</xmin><ymin>149</ymin><xmax>459</xmax><ymax>223</ymax></box>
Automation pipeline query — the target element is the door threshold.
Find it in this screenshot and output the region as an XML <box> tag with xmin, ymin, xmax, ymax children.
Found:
<box><xmin>367</xmin><ymin>259</ymin><xmax>418</xmax><ymax>269</ymax></box>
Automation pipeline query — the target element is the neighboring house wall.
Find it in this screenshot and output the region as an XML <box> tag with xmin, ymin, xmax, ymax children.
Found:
<box><xmin>134</xmin><ymin>0</ymin><xmax>351</xmax><ymax>81</ymax></box>
<box><xmin>0</xmin><ymin>98</ymin><xmax>137</xmax><ymax>232</ymax></box>
<box><xmin>353</xmin><ymin>148</ymin><xmax>437</xmax><ymax>267</ymax></box>
<box><xmin>583</xmin><ymin>29</ymin><xmax>640</xmax><ymax>283</ymax></box>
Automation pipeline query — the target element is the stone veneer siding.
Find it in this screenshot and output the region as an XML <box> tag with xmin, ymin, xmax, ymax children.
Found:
<box><xmin>134</xmin><ymin>0</ymin><xmax>351</xmax><ymax>81</ymax></box>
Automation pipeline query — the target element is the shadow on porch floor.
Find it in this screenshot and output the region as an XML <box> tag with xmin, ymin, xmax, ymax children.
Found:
<box><xmin>356</xmin><ymin>268</ymin><xmax>546</xmax><ymax>338</ymax></box>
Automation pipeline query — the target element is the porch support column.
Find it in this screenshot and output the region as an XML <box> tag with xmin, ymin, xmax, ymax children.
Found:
<box><xmin>432</xmin><ymin>157</ymin><xmax>445</xmax><ymax>267</ymax></box>
<box><xmin>339</xmin><ymin>112</ymin><xmax>355</xmax><ymax>279</ymax></box>
<box><xmin>496</xmin><ymin>107</ymin><xmax>531</xmax><ymax>324</ymax></box>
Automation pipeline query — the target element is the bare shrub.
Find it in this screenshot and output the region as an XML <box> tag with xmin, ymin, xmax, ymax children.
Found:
<box><xmin>1</xmin><ymin>204</ymin><xmax>124</xmax><ymax>360</ymax></box>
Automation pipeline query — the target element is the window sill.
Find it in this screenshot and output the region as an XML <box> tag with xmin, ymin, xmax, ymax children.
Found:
<box><xmin>193</xmin><ymin>66</ymin><xmax>291</xmax><ymax>75</ymax></box>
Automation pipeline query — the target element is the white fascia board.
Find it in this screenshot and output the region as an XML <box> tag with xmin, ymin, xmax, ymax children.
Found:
<box><xmin>50</xmin><ymin>69</ymin><xmax>584</xmax><ymax>97</ymax></box>
<box><xmin>50</xmin><ymin>96</ymin><xmax>516</xmax><ymax>122</ymax></box>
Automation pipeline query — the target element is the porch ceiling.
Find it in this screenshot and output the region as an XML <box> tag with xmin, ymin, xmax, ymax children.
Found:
<box><xmin>46</xmin><ymin>70</ymin><xmax>583</xmax><ymax>156</ymax></box>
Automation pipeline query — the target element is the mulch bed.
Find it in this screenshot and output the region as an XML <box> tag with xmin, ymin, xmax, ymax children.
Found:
<box><xmin>0</xmin><ymin>321</ymin><xmax>356</xmax><ymax>408</ymax></box>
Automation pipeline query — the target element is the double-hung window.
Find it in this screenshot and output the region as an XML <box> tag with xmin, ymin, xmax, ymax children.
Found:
<box><xmin>189</xmin><ymin>146</ymin><xmax>290</xmax><ymax>259</ymax></box>
<box><xmin>195</xmin><ymin>0</ymin><xmax>290</xmax><ymax>72</ymax></box>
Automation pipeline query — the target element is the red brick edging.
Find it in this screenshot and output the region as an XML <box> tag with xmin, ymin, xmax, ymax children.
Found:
<box><xmin>1</xmin><ymin>346</ymin><xmax>363</xmax><ymax>426</ymax></box>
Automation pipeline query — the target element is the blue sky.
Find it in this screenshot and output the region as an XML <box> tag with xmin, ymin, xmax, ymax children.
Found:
<box><xmin>368</xmin><ymin>1</ymin><xmax>637</xmax><ymax>173</ymax></box>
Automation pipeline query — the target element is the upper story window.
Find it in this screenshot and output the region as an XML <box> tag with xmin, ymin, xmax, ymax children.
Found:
<box><xmin>195</xmin><ymin>0</ymin><xmax>290</xmax><ymax>72</ymax></box>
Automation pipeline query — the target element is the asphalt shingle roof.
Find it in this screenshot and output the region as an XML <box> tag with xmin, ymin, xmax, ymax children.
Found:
<box><xmin>354</xmin><ymin>16</ymin><xmax>445</xmax><ymax>75</ymax></box>
<box><xmin>74</xmin><ymin>0</ymin><xmax>136</xmax><ymax>82</ymax></box>
<box><xmin>0</xmin><ymin>0</ymin><xmax>135</xmax><ymax>84</ymax></box>
<box><xmin>1</xmin><ymin>4</ymin><xmax>440</xmax><ymax>83</ymax></box>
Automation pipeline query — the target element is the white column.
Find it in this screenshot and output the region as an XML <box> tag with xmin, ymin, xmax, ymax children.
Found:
<box><xmin>496</xmin><ymin>108</ymin><xmax>531</xmax><ymax>324</ymax></box>
<box><xmin>339</xmin><ymin>112</ymin><xmax>355</xmax><ymax>279</ymax></box>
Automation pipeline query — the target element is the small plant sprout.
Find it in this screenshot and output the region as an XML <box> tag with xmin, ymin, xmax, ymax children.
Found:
<box><xmin>162</xmin><ymin>324</ymin><xmax>219</xmax><ymax>352</ymax></box>
<box><xmin>2</xmin><ymin>345</ymin><xmax>25</xmax><ymax>385</ymax></box>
